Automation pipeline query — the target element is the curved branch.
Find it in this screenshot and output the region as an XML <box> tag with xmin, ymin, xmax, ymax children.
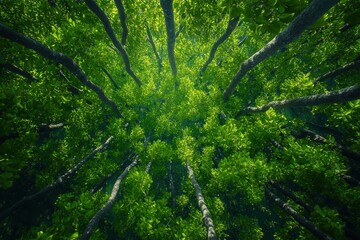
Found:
<box><xmin>102</xmin><ymin>67</ymin><xmax>119</xmax><ymax>89</ymax></box>
<box><xmin>241</xmin><ymin>84</ymin><xmax>360</xmax><ymax>114</ymax></box>
<box><xmin>0</xmin><ymin>63</ymin><xmax>38</xmax><ymax>82</ymax></box>
<box><xmin>312</xmin><ymin>60</ymin><xmax>360</xmax><ymax>84</ymax></box>
<box><xmin>160</xmin><ymin>0</ymin><xmax>177</xmax><ymax>76</ymax></box>
<box><xmin>0</xmin><ymin>136</ymin><xmax>113</xmax><ymax>222</ymax></box>
<box><xmin>84</xmin><ymin>0</ymin><xmax>141</xmax><ymax>86</ymax></box>
<box><xmin>0</xmin><ymin>23</ymin><xmax>122</xmax><ymax>118</ymax></box>
<box><xmin>223</xmin><ymin>0</ymin><xmax>339</xmax><ymax>100</ymax></box>
<box><xmin>113</xmin><ymin>0</ymin><xmax>128</xmax><ymax>46</ymax></box>
<box><xmin>200</xmin><ymin>16</ymin><xmax>239</xmax><ymax>75</ymax></box>
<box><xmin>187</xmin><ymin>162</ymin><xmax>217</xmax><ymax>240</ymax></box>
<box><xmin>80</xmin><ymin>155</ymin><xmax>139</xmax><ymax>240</ymax></box>
<box><xmin>146</xmin><ymin>21</ymin><xmax>163</xmax><ymax>73</ymax></box>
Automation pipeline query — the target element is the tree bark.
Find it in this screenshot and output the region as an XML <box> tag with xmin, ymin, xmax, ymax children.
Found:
<box><xmin>0</xmin><ymin>136</ymin><xmax>113</xmax><ymax>222</ymax></box>
<box><xmin>0</xmin><ymin>23</ymin><xmax>122</xmax><ymax>118</ymax></box>
<box><xmin>102</xmin><ymin>67</ymin><xmax>119</xmax><ymax>89</ymax></box>
<box><xmin>200</xmin><ymin>16</ymin><xmax>239</xmax><ymax>75</ymax></box>
<box><xmin>80</xmin><ymin>155</ymin><xmax>138</xmax><ymax>240</ymax></box>
<box><xmin>265</xmin><ymin>187</ymin><xmax>334</xmax><ymax>240</ymax></box>
<box><xmin>113</xmin><ymin>0</ymin><xmax>128</xmax><ymax>46</ymax></box>
<box><xmin>313</xmin><ymin>60</ymin><xmax>360</xmax><ymax>84</ymax></box>
<box><xmin>145</xmin><ymin>161</ymin><xmax>152</xmax><ymax>174</ymax></box>
<box><xmin>0</xmin><ymin>63</ymin><xmax>38</xmax><ymax>82</ymax></box>
<box><xmin>145</xmin><ymin>21</ymin><xmax>163</xmax><ymax>73</ymax></box>
<box><xmin>160</xmin><ymin>0</ymin><xmax>177</xmax><ymax>76</ymax></box>
<box><xmin>59</xmin><ymin>70</ymin><xmax>83</xmax><ymax>95</ymax></box>
<box><xmin>241</xmin><ymin>84</ymin><xmax>360</xmax><ymax>114</ymax></box>
<box><xmin>84</xmin><ymin>0</ymin><xmax>142</xmax><ymax>86</ymax></box>
<box><xmin>186</xmin><ymin>161</ymin><xmax>217</xmax><ymax>240</ymax></box>
<box><xmin>223</xmin><ymin>0</ymin><xmax>339</xmax><ymax>100</ymax></box>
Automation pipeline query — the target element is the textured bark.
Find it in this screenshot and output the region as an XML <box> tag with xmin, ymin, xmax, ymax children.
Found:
<box><xmin>160</xmin><ymin>0</ymin><xmax>177</xmax><ymax>76</ymax></box>
<box><xmin>313</xmin><ymin>60</ymin><xmax>360</xmax><ymax>84</ymax></box>
<box><xmin>223</xmin><ymin>0</ymin><xmax>339</xmax><ymax>100</ymax></box>
<box><xmin>241</xmin><ymin>84</ymin><xmax>360</xmax><ymax>114</ymax></box>
<box><xmin>59</xmin><ymin>70</ymin><xmax>83</xmax><ymax>95</ymax></box>
<box><xmin>102</xmin><ymin>67</ymin><xmax>119</xmax><ymax>89</ymax></box>
<box><xmin>113</xmin><ymin>0</ymin><xmax>128</xmax><ymax>45</ymax></box>
<box><xmin>0</xmin><ymin>23</ymin><xmax>122</xmax><ymax>118</ymax></box>
<box><xmin>265</xmin><ymin>188</ymin><xmax>334</xmax><ymax>240</ymax></box>
<box><xmin>84</xmin><ymin>0</ymin><xmax>141</xmax><ymax>86</ymax></box>
<box><xmin>187</xmin><ymin>162</ymin><xmax>217</xmax><ymax>240</ymax></box>
<box><xmin>0</xmin><ymin>136</ymin><xmax>113</xmax><ymax>222</ymax></box>
<box><xmin>146</xmin><ymin>22</ymin><xmax>163</xmax><ymax>73</ymax></box>
<box><xmin>200</xmin><ymin>16</ymin><xmax>239</xmax><ymax>75</ymax></box>
<box><xmin>80</xmin><ymin>156</ymin><xmax>138</xmax><ymax>240</ymax></box>
<box><xmin>0</xmin><ymin>63</ymin><xmax>38</xmax><ymax>82</ymax></box>
<box><xmin>145</xmin><ymin>161</ymin><xmax>152</xmax><ymax>174</ymax></box>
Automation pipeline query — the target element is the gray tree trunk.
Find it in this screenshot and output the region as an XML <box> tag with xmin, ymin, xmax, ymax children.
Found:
<box><xmin>313</xmin><ymin>60</ymin><xmax>360</xmax><ymax>84</ymax></box>
<box><xmin>113</xmin><ymin>0</ymin><xmax>128</xmax><ymax>45</ymax></box>
<box><xmin>186</xmin><ymin>162</ymin><xmax>217</xmax><ymax>240</ymax></box>
<box><xmin>223</xmin><ymin>0</ymin><xmax>339</xmax><ymax>100</ymax></box>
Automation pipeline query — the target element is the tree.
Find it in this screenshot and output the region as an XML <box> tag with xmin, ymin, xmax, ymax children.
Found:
<box><xmin>1</xmin><ymin>0</ymin><xmax>360</xmax><ymax>239</ymax></box>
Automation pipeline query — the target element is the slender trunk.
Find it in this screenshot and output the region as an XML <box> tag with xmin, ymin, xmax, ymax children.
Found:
<box><xmin>0</xmin><ymin>63</ymin><xmax>38</xmax><ymax>82</ymax></box>
<box><xmin>160</xmin><ymin>0</ymin><xmax>177</xmax><ymax>76</ymax></box>
<box><xmin>223</xmin><ymin>0</ymin><xmax>339</xmax><ymax>100</ymax></box>
<box><xmin>0</xmin><ymin>23</ymin><xmax>122</xmax><ymax>118</ymax></box>
<box><xmin>84</xmin><ymin>0</ymin><xmax>141</xmax><ymax>86</ymax></box>
<box><xmin>313</xmin><ymin>60</ymin><xmax>360</xmax><ymax>84</ymax></box>
<box><xmin>186</xmin><ymin>162</ymin><xmax>217</xmax><ymax>240</ymax></box>
<box><xmin>241</xmin><ymin>84</ymin><xmax>360</xmax><ymax>114</ymax></box>
<box><xmin>145</xmin><ymin>21</ymin><xmax>163</xmax><ymax>73</ymax></box>
<box><xmin>265</xmin><ymin>187</ymin><xmax>334</xmax><ymax>240</ymax></box>
<box><xmin>59</xmin><ymin>70</ymin><xmax>83</xmax><ymax>95</ymax></box>
<box><xmin>0</xmin><ymin>136</ymin><xmax>113</xmax><ymax>222</ymax></box>
<box><xmin>145</xmin><ymin>161</ymin><xmax>152</xmax><ymax>174</ymax></box>
<box><xmin>102</xmin><ymin>68</ymin><xmax>119</xmax><ymax>89</ymax></box>
<box><xmin>113</xmin><ymin>0</ymin><xmax>128</xmax><ymax>46</ymax></box>
<box><xmin>80</xmin><ymin>155</ymin><xmax>138</xmax><ymax>240</ymax></box>
<box><xmin>200</xmin><ymin>16</ymin><xmax>239</xmax><ymax>75</ymax></box>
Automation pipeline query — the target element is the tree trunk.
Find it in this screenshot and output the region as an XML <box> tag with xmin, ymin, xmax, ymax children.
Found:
<box><xmin>160</xmin><ymin>0</ymin><xmax>177</xmax><ymax>76</ymax></box>
<box><xmin>223</xmin><ymin>0</ymin><xmax>339</xmax><ymax>100</ymax></box>
<box><xmin>59</xmin><ymin>70</ymin><xmax>83</xmax><ymax>95</ymax></box>
<box><xmin>200</xmin><ymin>16</ymin><xmax>239</xmax><ymax>75</ymax></box>
<box><xmin>145</xmin><ymin>161</ymin><xmax>152</xmax><ymax>174</ymax></box>
<box><xmin>186</xmin><ymin>162</ymin><xmax>217</xmax><ymax>240</ymax></box>
<box><xmin>341</xmin><ymin>174</ymin><xmax>360</xmax><ymax>187</ymax></box>
<box><xmin>0</xmin><ymin>23</ymin><xmax>122</xmax><ymax>118</ymax></box>
<box><xmin>0</xmin><ymin>136</ymin><xmax>113</xmax><ymax>222</ymax></box>
<box><xmin>0</xmin><ymin>63</ymin><xmax>38</xmax><ymax>82</ymax></box>
<box><xmin>84</xmin><ymin>0</ymin><xmax>142</xmax><ymax>86</ymax></box>
<box><xmin>241</xmin><ymin>84</ymin><xmax>360</xmax><ymax>114</ymax></box>
<box><xmin>80</xmin><ymin>155</ymin><xmax>138</xmax><ymax>240</ymax></box>
<box><xmin>313</xmin><ymin>60</ymin><xmax>360</xmax><ymax>84</ymax></box>
<box><xmin>146</xmin><ymin>21</ymin><xmax>163</xmax><ymax>73</ymax></box>
<box><xmin>113</xmin><ymin>0</ymin><xmax>128</xmax><ymax>46</ymax></box>
<box><xmin>102</xmin><ymin>67</ymin><xmax>119</xmax><ymax>89</ymax></box>
<box><xmin>265</xmin><ymin>187</ymin><xmax>334</xmax><ymax>240</ymax></box>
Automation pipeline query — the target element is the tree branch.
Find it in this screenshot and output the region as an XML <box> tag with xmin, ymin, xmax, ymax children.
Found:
<box><xmin>200</xmin><ymin>16</ymin><xmax>239</xmax><ymax>75</ymax></box>
<box><xmin>84</xmin><ymin>0</ymin><xmax>141</xmax><ymax>86</ymax></box>
<box><xmin>0</xmin><ymin>136</ymin><xmax>113</xmax><ymax>222</ymax></box>
<box><xmin>0</xmin><ymin>63</ymin><xmax>38</xmax><ymax>82</ymax></box>
<box><xmin>102</xmin><ymin>67</ymin><xmax>119</xmax><ymax>89</ymax></box>
<box><xmin>223</xmin><ymin>0</ymin><xmax>339</xmax><ymax>100</ymax></box>
<box><xmin>145</xmin><ymin>21</ymin><xmax>163</xmax><ymax>73</ymax></box>
<box><xmin>113</xmin><ymin>0</ymin><xmax>128</xmax><ymax>46</ymax></box>
<box><xmin>160</xmin><ymin>0</ymin><xmax>177</xmax><ymax>76</ymax></box>
<box><xmin>0</xmin><ymin>23</ymin><xmax>122</xmax><ymax>118</ymax></box>
<box><xmin>80</xmin><ymin>155</ymin><xmax>138</xmax><ymax>240</ymax></box>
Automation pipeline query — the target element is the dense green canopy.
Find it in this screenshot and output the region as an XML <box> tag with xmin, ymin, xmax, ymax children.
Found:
<box><xmin>1</xmin><ymin>0</ymin><xmax>360</xmax><ymax>239</ymax></box>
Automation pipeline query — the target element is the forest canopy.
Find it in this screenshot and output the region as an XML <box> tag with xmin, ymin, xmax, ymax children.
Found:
<box><xmin>1</xmin><ymin>0</ymin><xmax>360</xmax><ymax>239</ymax></box>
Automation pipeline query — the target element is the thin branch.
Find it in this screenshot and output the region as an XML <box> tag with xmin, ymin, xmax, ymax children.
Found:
<box><xmin>312</xmin><ymin>60</ymin><xmax>360</xmax><ymax>84</ymax></box>
<box><xmin>0</xmin><ymin>23</ymin><xmax>122</xmax><ymax>118</ymax></box>
<box><xmin>240</xmin><ymin>84</ymin><xmax>360</xmax><ymax>114</ymax></box>
<box><xmin>145</xmin><ymin>21</ymin><xmax>163</xmax><ymax>73</ymax></box>
<box><xmin>223</xmin><ymin>0</ymin><xmax>339</xmax><ymax>100</ymax></box>
<box><xmin>113</xmin><ymin>0</ymin><xmax>128</xmax><ymax>46</ymax></box>
<box><xmin>59</xmin><ymin>70</ymin><xmax>83</xmax><ymax>95</ymax></box>
<box><xmin>200</xmin><ymin>16</ymin><xmax>239</xmax><ymax>75</ymax></box>
<box><xmin>84</xmin><ymin>0</ymin><xmax>142</xmax><ymax>86</ymax></box>
<box><xmin>0</xmin><ymin>63</ymin><xmax>38</xmax><ymax>81</ymax></box>
<box><xmin>80</xmin><ymin>155</ymin><xmax>138</xmax><ymax>240</ymax></box>
<box><xmin>0</xmin><ymin>136</ymin><xmax>113</xmax><ymax>222</ymax></box>
<box><xmin>160</xmin><ymin>0</ymin><xmax>177</xmax><ymax>76</ymax></box>
<box><xmin>102</xmin><ymin>67</ymin><xmax>119</xmax><ymax>89</ymax></box>
<box><xmin>187</xmin><ymin>161</ymin><xmax>217</xmax><ymax>240</ymax></box>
